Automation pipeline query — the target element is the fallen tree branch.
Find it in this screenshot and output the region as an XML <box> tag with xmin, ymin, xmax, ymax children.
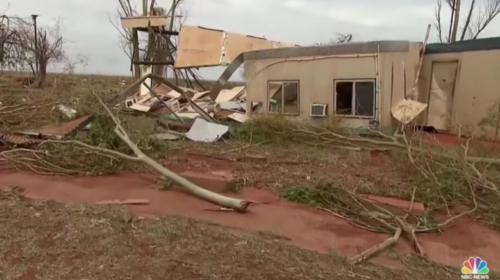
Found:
<box><xmin>318</xmin><ymin>207</ymin><xmax>387</xmax><ymax>233</ymax></box>
<box><xmin>350</xmin><ymin>227</ymin><xmax>402</xmax><ymax>264</ymax></box>
<box><xmin>395</xmin><ymin>217</ymin><xmax>426</xmax><ymax>257</ymax></box>
<box><xmin>88</xmin><ymin>90</ymin><xmax>251</xmax><ymax>212</ymax></box>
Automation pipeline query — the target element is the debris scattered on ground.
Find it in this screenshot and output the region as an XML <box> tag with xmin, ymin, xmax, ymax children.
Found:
<box><xmin>95</xmin><ymin>199</ymin><xmax>150</xmax><ymax>205</ymax></box>
<box><xmin>0</xmin><ymin>78</ymin><xmax>251</xmax><ymax>147</ymax></box>
<box><xmin>114</xmin><ymin>77</ymin><xmax>256</xmax><ymax>142</ymax></box>
<box><xmin>186</xmin><ymin>118</ymin><xmax>229</xmax><ymax>142</ymax></box>
<box><xmin>0</xmin><ymin>115</ymin><xmax>92</xmax><ymax>145</ymax></box>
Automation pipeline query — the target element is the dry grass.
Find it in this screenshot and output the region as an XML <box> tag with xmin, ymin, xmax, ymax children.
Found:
<box><xmin>0</xmin><ymin>188</ymin><xmax>467</xmax><ymax>280</ymax></box>
<box><xmin>0</xmin><ymin>71</ymin><xmax>243</xmax><ymax>95</ymax></box>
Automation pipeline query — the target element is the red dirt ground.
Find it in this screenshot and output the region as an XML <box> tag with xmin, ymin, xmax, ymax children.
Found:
<box><xmin>423</xmin><ymin>132</ymin><xmax>500</xmax><ymax>153</ymax></box>
<box><xmin>1</xmin><ymin>163</ymin><xmax>500</xmax><ymax>271</ymax></box>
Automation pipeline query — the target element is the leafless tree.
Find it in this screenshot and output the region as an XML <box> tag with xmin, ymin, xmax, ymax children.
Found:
<box><xmin>0</xmin><ymin>15</ymin><xmax>16</xmax><ymax>67</ymax></box>
<box><xmin>435</xmin><ymin>0</ymin><xmax>500</xmax><ymax>43</ymax></box>
<box><xmin>0</xmin><ymin>5</ymin><xmax>20</xmax><ymax>70</ymax></box>
<box><xmin>7</xmin><ymin>17</ymin><xmax>65</xmax><ymax>86</ymax></box>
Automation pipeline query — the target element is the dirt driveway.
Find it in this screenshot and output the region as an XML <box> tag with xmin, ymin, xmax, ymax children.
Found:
<box><xmin>1</xmin><ymin>169</ymin><xmax>499</xmax><ymax>272</ymax></box>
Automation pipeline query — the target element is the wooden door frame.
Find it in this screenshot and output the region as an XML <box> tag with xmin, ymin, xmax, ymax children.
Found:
<box><xmin>425</xmin><ymin>59</ymin><xmax>461</xmax><ymax>129</ymax></box>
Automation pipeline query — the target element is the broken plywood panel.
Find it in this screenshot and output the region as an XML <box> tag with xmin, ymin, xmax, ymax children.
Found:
<box><xmin>121</xmin><ymin>16</ymin><xmax>169</xmax><ymax>29</ymax></box>
<box><xmin>216</xmin><ymin>86</ymin><xmax>245</xmax><ymax>102</ymax></box>
<box><xmin>192</xmin><ymin>91</ymin><xmax>210</xmax><ymax>101</ymax></box>
<box><xmin>175</xmin><ymin>26</ymin><xmax>223</xmax><ymax>68</ymax></box>
<box><xmin>175</xmin><ymin>25</ymin><xmax>297</xmax><ymax>68</ymax></box>
<box><xmin>130</xmin><ymin>103</ymin><xmax>151</xmax><ymax>112</ymax></box>
<box><xmin>166</xmin><ymin>90</ymin><xmax>182</xmax><ymax>99</ymax></box>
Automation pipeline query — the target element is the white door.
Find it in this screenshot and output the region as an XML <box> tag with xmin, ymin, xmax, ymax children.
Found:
<box><xmin>427</xmin><ymin>62</ymin><xmax>458</xmax><ymax>131</ymax></box>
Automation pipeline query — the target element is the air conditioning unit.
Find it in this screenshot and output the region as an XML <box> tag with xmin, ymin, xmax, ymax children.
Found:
<box><xmin>125</xmin><ymin>98</ymin><xmax>138</xmax><ymax>108</ymax></box>
<box><xmin>166</xmin><ymin>99</ymin><xmax>181</xmax><ymax>111</ymax></box>
<box><xmin>310</xmin><ymin>103</ymin><xmax>327</xmax><ymax>117</ymax></box>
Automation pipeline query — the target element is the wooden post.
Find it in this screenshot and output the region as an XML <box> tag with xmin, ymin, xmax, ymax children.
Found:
<box><xmin>142</xmin><ymin>0</ymin><xmax>148</xmax><ymax>15</ymax></box>
<box><xmin>132</xmin><ymin>29</ymin><xmax>141</xmax><ymax>80</ymax></box>
<box><xmin>408</xmin><ymin>24</ymin><xmax>431</xmax><ymax>100</ymax></box>
<box><xmin>495</xmin><ymin>97</ymin><xmax>500</xmax><ymax>142</ymax></box>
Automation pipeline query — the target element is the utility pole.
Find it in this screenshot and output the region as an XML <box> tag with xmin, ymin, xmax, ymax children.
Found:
<box><xmin>31</xmin><ymin>14</ymin><xmax>39</xmax><ymax>76</ymax></box>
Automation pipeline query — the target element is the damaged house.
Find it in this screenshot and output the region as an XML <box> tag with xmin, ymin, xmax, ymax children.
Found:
<box><xmin>419</xmin><ymin>37</ymin><xmax>500</xmax><ymax>140</ymax></box>
<box><xmin>117</xmin><ymin>18</ymin><xmax>500</xmax><ymax>141</ymax></box>
<box><xmin>241</xmin><ymin>41</ymin><xmax>422</xmax><ymax>133</ymax></box>
<box><xmin>241</xmin><ymin>36</ymin><xmax>500</xmax><ymax>140</ymax></box>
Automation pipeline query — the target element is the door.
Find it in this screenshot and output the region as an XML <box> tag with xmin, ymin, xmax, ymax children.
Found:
<box><xmin>426</xmin><ymin>61</ymin><xmax>458</xmax><ymax>131</ymax></box>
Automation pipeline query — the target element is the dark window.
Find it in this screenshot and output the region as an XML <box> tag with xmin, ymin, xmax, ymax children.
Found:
<box><xmin>335</xmin><ymin>82</ymin><xmax>354</xmax><ymax>115</ymax></box>
<box><xmin>267</xmin><ymin>81</ymin><xmax>299</xmax><ymax>114</ymax></box>
<box><xmin>355</xmin><ymin>82</ymin><xmax>375</xmax><ymax>117</ymax></box>
<box><xmin>335</xmin><ymin>80</ymin><xmax>375</xmax><ymax>118</ymax></box>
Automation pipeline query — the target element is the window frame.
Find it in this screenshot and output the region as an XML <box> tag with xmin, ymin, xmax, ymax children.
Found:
<box><xmin>334</xmin><ymin>79</ymin><xmax>376</xmax><ymax>119</ymax></box>
<box><xmin>266</xmin><ymin>80</ymin><xmax>300</xmax><ymax>115</ymax></box>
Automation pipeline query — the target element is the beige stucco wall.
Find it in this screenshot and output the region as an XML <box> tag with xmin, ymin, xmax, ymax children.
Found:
<box><xmin>243</xmin><ymin>42</ymin><xmax>421</xmax><ymax>129</ymax></box>
<box><xmin>418</xmin><ymin>49</ymin><xmax>500</xmax><ymax>139</ymax></box>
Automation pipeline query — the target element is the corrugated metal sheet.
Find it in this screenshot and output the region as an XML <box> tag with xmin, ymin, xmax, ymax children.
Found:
<box><xmin>0</xmin><ymin>132</ymin><xmax>42</xmax><ymax>145</ymax></box>
<box><xmin>30</xmin><ymin>115</ymin><xmax>92</xmax><ymax>138</ymax></box>
<box><xmin>426</xmin><ymin>36</ymin><xmax>500</xmax><ymax>54</ymax></box>
<box><xmin>0</xmin><ymin>115</ymin><xmax>93</xmax><ymax>146</ymax></box>
<box><xmin>244</xmin><ymin>40</ymin><xmax>410</xmax><ymax>61</ymax></box>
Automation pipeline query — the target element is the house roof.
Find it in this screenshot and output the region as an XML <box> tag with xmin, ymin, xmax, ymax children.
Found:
<box><xmin>425</xmin><ymin>36</ymin><xmax>500</xmax><ymax>54</ymax></box>
<box><xmin>243</xmin><ymin>40</ymin><xmax>411</xmax><ymax>61</ymax></box>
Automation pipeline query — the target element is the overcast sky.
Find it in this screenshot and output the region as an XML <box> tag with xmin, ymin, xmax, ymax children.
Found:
<box><xmin>5</xmin><ymin>0</ymin><xmax>500</xmax><ymax>80</ymax></box>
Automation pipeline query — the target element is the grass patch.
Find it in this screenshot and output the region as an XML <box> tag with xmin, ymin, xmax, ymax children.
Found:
<box><xmin>0</xmin><ymin>187</ymin><xmax>472</xmax><ymax>280</ymax></box>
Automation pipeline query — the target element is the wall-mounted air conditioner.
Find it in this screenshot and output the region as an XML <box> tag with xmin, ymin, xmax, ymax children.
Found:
<box><xmin>166</xmin><ymin>99</ymin><xmax>181</xmax><ymax>111</ymax></box>
<box><xmin>125</xmin><ymin>98</ymin><xmax>138</xmax><ymax>108</ymax></box>
<box><xmin>310</xmin><ymin>103</ymin><xmax>327</xmax><ymax>117</ymax></box>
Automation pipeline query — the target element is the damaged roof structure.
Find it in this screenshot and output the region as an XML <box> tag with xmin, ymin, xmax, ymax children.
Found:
<box><xmin>105</xmin><ymin>21</ymin><xmax>297</xmax><ymax>143</ymax></box>
<box><xmin>174</xmin><ymin>25</ymin><xmax>298</xmax><ymax>68</ymax></box>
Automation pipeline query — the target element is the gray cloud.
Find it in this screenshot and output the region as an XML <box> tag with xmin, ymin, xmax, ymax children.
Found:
<box><xmin>5</xmin><ymin>0</ymin><xmax>500</xmax><ymax>80</ymax></box>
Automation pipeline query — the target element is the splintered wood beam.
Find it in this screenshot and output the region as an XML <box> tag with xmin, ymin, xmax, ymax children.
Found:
<box><xmin>136</xmin><ymin>27</ymin><xmax>178</xmax><ymax>35</ymax></box>
<box><xmin>132</xmin><ymin>60</ymin><xmax>174</xmax><ymax>65</ymax></box>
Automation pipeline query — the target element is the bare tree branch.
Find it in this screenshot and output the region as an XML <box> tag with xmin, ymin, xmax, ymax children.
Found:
<box><xmin>447</xmin><ymin>0</ymin><xmax>457</xmax><ymax>41</ymax></box>
<box><xmin>450</xmin><ymin>0</ymin><xmax>461</xmax><ymax>42</ymax></box>
<box><xmin>471</xmin><ymin>0</ymin><xmax>500</xmax><ymax>39</ymax></box>
<box><xmin>434</xmin><ymin>0</ymin><xmax>444</xmax><ymax>43</ymax></box>
<box><xmin>460</xmin><ymin>0</ymin><xmax>476</xmax><ymax>40</ymax></box>
<box><xmin>434</xmin><ymin>0</ymin><xmax>500</xmax><ymax>42</ymax></box>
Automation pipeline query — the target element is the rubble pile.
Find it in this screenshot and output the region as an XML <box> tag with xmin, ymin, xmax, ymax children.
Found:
<box><xmin>0</xmin><ymin>81</ymin><xmax>259</xmax><ymax>147</ymax></box>
<box><xmin>120</xmin><ymin>82</ymin><xmax>262</xmax><ymax>143</ymax></box>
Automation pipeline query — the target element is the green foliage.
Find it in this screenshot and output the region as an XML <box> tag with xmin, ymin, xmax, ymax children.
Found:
<box><xmin>32</xmin><ymin>114</ymin><xmax>168</xmax><ymax>175</ymax></box>
<box><xmin>386</xmin><ymin>147</ymin><xmax>500</xmax><ymax>229</ymax></box>
<box><xmin>230</xmin><ymin>115</ymin><xmax>344</xmax><ymax>146</ymax></box>
<box><xmin>478</xmin><ymin>99</ymin><xmax>500</xmax><ymax>138</ymax></box>
<box><xmin>284</xmin><ymin>182</ymin><xmax>350</xmax><ymax>209</ymax></box>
